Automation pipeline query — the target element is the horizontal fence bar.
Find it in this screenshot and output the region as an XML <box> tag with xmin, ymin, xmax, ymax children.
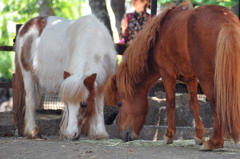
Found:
<box><xmin>0</xmin><ymin>45</ymin><xmax>14</xmax><ymax>51</ymax></box>
<box><xmin>0</xmin><ymin>44</ymin><xmax>127</xmax><ymax>54</ymax></box>
<box><xmin>0</xmin><ymin>82</ymin><xmax>12</xmax><ymax>88</ymax></box>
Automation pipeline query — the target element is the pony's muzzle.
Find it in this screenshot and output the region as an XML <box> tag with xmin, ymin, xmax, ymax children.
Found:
<box><xmin>122</xmin><ymin>128</ymin><xmax>138</xmax><ymax>142</ymax></box>
<box><xmin>66</xmin><ymin>132</ymin><xmax>81</xmax><ymax>141</ymax></box>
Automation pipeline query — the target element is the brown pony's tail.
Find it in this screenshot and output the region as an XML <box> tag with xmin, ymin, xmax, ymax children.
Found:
<box><xmin>215</xmin><ymin>23</ymin><xmax>240</xmax><ymax>143</ymax></box>
<box><xmin>13</xmin><ymin>50</ymin><xmax>25</xmax><ymax>135</ymax></box>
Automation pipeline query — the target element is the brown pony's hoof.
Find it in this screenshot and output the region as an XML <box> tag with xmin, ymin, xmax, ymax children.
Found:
<box><xmin>163</xmin><ymin>134</ymin><xmax>173</xmax><ymax>144</ymax></box>
<box><xmin>199</xmin><ymin>142</ymin><xmax>213</xmax><ymax>151</ymax></box>
<box><xmin>195</xmin><ymin>136</ymin><xmax>205</xmax><ymax>145</ymax></box>
<box><xmin>199</xmin><ymin>140</ymin><xmax>223</xmax><ymax>151</ymax></box>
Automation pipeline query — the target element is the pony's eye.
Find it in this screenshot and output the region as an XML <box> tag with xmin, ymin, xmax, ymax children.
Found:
<box><xmin>117</xmin><ymin>102</ymin><xmax>122</xmax><ymax>107</ymax></box>
<box><xmin>80</xmin><ymin>102</ymin><xmax>88</xmax><ymax>108</ymax></box>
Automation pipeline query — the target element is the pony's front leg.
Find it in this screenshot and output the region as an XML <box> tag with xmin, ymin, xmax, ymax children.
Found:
<box><xmin>23</xmin><ymin>72</ymin><xmax>41</xmax><ymax>139</ymax></box>
<box><xmin>162</xmin><ymin>74</ymin><xmax>177</xmax><ymax>144</ymax></box>
<box><xmin>89</xmin><ymin>94</ymin><xmax>108</xmax><ymax>139</ymax></box>
<box><xmin>184</xmin><ymin>76</ymin><xmax>205</xmax><ymax>145</ymax></box>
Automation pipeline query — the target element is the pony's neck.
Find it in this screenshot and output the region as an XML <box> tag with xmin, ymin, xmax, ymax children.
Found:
<box><xmin>145</xmin><ymin>72</ymin><xmax>161</xmax><ymax>91</ymax></box>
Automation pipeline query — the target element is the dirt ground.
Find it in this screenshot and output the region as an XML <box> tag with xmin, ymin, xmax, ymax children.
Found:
<box><xmin>1</xmin><ymin>136</ymin><xmax>240</xmax><ymax>159</ymax></box>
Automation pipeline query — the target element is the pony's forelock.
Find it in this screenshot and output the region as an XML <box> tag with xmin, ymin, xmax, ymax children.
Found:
<box><xmin>60</xmin><ymin>74</ymin><xmax>89</xmax><ymax>104</ymax></box>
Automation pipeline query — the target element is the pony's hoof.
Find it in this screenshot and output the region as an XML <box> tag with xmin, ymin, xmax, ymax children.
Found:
<box><xmin>195</xmin><ymin>136</ymin><xmax>205</xmax><ymax>145</ymax></box>
<box><xmin>199</xmin><ymin>142</ymin><xmax>212</xmax><ymax>151</ymax></box>
<box><xmin>25</xmin><ymin>132</ymin><xmax>42</xmax><ymax>139</ymax></box>
<box><xmin>199</xmin><ymin>140</ymin><xmax>224</xmax><ymax>151</ymax></box>
<box><xmin>163</xmin><ymin>134</ymin><xmax>173</xmax><ymax>144</ymax></box>
<box><xmin>25</xmin><ymin>127</ymin><xmax>42</xmax><ymax>139</ymax></box>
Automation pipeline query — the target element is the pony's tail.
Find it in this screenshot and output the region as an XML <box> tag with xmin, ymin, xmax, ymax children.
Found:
<box><xmin>215</xmin><ymin>23</ymin><xmax>240</xmax><ymax>143</ymax></box>
<box><xmin>13</xmin><ymin>50</ymin><xmax>25</xmax><ymax>135</ymax></box>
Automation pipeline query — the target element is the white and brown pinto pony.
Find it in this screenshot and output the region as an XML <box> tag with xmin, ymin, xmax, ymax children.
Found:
<box><xmin>13</xmin><ymin>15</ymin><xmax>117</xmax><ymax>140</ymax></box>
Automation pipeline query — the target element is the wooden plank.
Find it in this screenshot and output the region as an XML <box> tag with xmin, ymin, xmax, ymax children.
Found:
<box><xmin>0</xmin><ymin>82</ymin><xmax>12</xmax><ymax>88</ymax></box>
<box><xmin>0</xmin><ymin>46</ymin><xmax>14</xmax><ymax>51</ymax></box>
<box><xmin>0</xmin><ymin>44</ymin><xmax>127</xmax><ymax>54</ymax></box>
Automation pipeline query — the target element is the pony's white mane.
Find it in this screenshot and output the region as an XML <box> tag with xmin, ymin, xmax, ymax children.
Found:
<box><xmin>60</xmin><ymin>15</ymin><xmax>116</xmax><ymax>104</ymax></box>
<box><xmin>61</xmin><ymin>73</ymin><xmax>89</xmax><ymax>104</ymax></box>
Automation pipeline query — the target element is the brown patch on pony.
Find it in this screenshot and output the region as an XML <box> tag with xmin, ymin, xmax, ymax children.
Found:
<box><xmin>108</xmin><ymin>7</ymin><xmax>172</xmax><ymax>101</ymax></box>
<box><xmin>80</xmin><ymin>74</ymin><xmax>97</xmax><ymax>136</ymax></box>
<box><xmin>215</xmin><ymin>23</ymin><xmax>240</xmax><ymax>143</ymax></box>
<box><xmin>21</xmin><ymin>36</ymin><xmax>33</xmax><ymax>72</ymax></box>
<box><xmin>13</xmin><ymin>50</ymin><xmax>26</xmax><ymax>134</ymax></box>
<box><xmin>20</xmin><ymin>16</ymin><xmax>48</xmax><ymax>37</ymax></box>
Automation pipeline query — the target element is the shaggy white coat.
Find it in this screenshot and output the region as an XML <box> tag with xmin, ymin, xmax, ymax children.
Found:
<box><xmin>15</xmin><ymin>15</ymin><xmax>117</xmax><ymax>139</ymax></box>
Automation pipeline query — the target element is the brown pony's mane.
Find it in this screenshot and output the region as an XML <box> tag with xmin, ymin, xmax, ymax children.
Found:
<box><xmin>105</xmin><ymin>7</ymin><xmax>173</xmax><ymax>106</ymax></box>
<box><xmin>105</xmin><ymin>1</ymin><xmax>194</xmax><ymax>105</ymax></box>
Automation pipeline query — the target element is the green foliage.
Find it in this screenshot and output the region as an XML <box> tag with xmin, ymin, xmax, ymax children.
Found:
<box><xmin>1</xmin><ymin>0</ymin><xmax>89</xmax><ymax>23</ymax></box>
<box><xmin>157</xmin><ymin>0</ymin><xmax>239</xmax><ymax>9</ymax></box>
<box><xmin>52</xmin><ymin>0</ymin><xmax>87</xmax><ymax>19</ymax></box>
<box><xmin>0</xmin><ymin>0</ymin><xmax>89</xmax><ymax>82</ymax></box>
<box><xmin>0</xmin><ymin>16</ymin><xmax>14</xmax><ymax>82</ymax></box>
<box><xmin>0</xmin><ymin>51</ymin><xmax>14</xmax><ymax>82</ymax></box>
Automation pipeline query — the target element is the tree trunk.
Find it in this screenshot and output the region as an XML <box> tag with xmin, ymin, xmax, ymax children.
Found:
<box><xmin>89</xmin><ymin>0</ymin><xmax>113</xmax><ymax>37</ymax></box>
<box><xmin>38</xmin><ymin>0</ymin><xmax>54</xmax><ymax>16</ymax></box>
<box><xmin>111</xmin><ymin>0</ymin><xmax>125</xmax><ymax>32</ymax></box>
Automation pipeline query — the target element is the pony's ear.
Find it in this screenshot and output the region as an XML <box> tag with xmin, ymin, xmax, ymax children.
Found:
<box><xmin>64</xmin><ymin>71</ymin><xmax>71</xmax><ymax>80</ymax></box>
<box><xmin>84</xmin><ymin>73</ymin><xmax>97</xmax><ymax>91</ymax></box>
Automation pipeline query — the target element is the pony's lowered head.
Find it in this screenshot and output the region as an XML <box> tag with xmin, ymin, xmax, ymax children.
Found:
<box><xmin>60</xmin><ymin>72</ymin><xmax>97</xmax><ymax>140</ymax></box>
<box><xmin>104</xmin><ymin>7</ymin><xmax>171</xmax><ymax>142</ymax></box>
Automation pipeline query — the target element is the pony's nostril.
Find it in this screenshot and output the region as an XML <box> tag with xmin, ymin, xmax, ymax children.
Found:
<box><xmin>67</xmin><ymin>135</ymin><xmax>73</xmax><ymax>141</ymax></box>
<box><xmin>67</xmin><ymin>132</ymin><xmax>79</xmax><ymax>141</ymax></box>
<box><xmin>73</xmin><ymin>132</ymin><xmax>77</xmax><ymax>138</ymax></box>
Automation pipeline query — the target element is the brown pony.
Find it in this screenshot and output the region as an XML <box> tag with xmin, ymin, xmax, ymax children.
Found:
<box><xmin>105</xmin><ymin>1</ymin><xmax>240</xmax><ymax>151</ymax></box>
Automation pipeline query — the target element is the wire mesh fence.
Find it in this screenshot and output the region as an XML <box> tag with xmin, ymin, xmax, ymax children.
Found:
<box><xmin>37</xmin><ymin>92</ymin><xmax>207</xmax><ymax>111</ymax></box>
<box><xmin>175</xmin><ymin>93</ymin><xmax>207</xmax><ymax>102</ymax></box>
<box><xmin>38</xmin><ymin>94</ymin><xmax>65</xmax><ymax>110</ymax></box>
